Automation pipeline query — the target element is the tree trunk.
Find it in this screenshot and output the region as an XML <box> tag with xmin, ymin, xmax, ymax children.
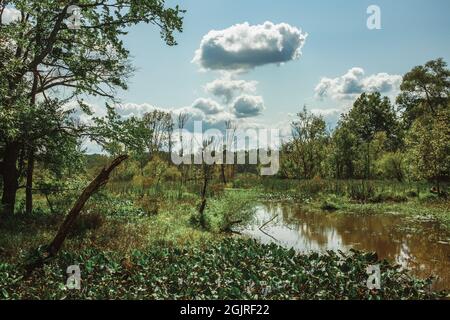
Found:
<box><xmin>1</xmin><ymin>142</ymin><xmax>20</xmax><ymax>217</ymax></box>
<box><xmin>47</xmin><ymin>155</ymin><xmax>128</xmax><ymax>257</ymax></box>
<box><xmin>25</xmin><ymin>155</ymin><xmax>128</xmax><ymax>272</ymax></box>
<box><xmin>25</xmin><ymin>150</ymin><xmax>35</xmax><ymax>215</ymax></box>
<box><xmin>198</xmin><ymin>166</ymin><xmax>209</xmax><ymax>229</ymax></box>
<box><xmin>366</xmin><ymin>142</ymin><xmax>371</xmax><ymax>180</ymax></box>
<box><xmin>220</xmin><ymin>163</ymin><xmax>227</xmax><ymax>184</ymax></box>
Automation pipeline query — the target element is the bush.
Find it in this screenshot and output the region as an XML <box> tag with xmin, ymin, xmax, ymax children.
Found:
<box><xmin>320</xmin><ymin>196</ymin><xmax>341</xmax><ymax>211</ymax></box>
<box><xmin>136</xmin><ymin>195</ymin><xmax>160</xmax><ymax>216</ymax></box>
<box><xmin>194</xmin><ymin>190</ymin><xmax>257</xmax><ymax>232</ymax></box>
<box><xmin>347</xmin><ymin>181</ymin><xmax>376</xmax><ymax>202</ymax></box>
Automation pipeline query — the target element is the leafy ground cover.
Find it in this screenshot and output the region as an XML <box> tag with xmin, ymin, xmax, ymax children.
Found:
<box><xmin>1</xmin><ymin>238</ymin><xmax>446</xmax><ymax>300</ymax></box>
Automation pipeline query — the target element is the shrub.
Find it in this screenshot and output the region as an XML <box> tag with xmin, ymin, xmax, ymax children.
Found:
<box><xmin>320</xmin><ymin>196</ymin><xmax>341</xmax><ymax>211</ymax></box>
<box><xmin>347</xmin><ymin>181</ymin><xmax>376</xmax><ymax>202</ymax></box>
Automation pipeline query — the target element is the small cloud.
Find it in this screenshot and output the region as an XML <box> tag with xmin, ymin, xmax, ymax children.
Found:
<box><xmin>310</xmin><ymin>108</ymin><xmax>345</xmax><ymax>129</ymax></box>
<box><xmin>232</xmin><ymin>95</ymin><xmax>265</xmax><ymax>118</ymax></box>
<box><xmin>315</xmin><ymin>68</ymin><xmax>402</xmax><ymax>100</ymax></box>
<box><xmin>205</xmin><ymin>78</ymin><xmax>258</xmax><ymax>103</ymax></box>
<box><xmin>191</xmin><ymin>98</ymin><xmax>224</xmax><ymax>115</ymax></box>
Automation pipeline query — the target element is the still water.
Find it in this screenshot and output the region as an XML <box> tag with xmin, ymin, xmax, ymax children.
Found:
<box><xmin>240</xmin><ymin>202</ymin><xmax>450</xmax><ymax>291</ymax></box>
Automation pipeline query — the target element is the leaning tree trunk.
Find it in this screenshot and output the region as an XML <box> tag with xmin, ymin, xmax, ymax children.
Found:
<box><xmin>26</xmin><ymin>155</ymin><xmax>128</xmax><ymax>271</ymax></box>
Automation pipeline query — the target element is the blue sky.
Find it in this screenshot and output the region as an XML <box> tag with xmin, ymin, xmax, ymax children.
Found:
<box><xmin>105</xmin><ymin>0</ymin><xmax>450</xmax><ymax>129</ymax></box>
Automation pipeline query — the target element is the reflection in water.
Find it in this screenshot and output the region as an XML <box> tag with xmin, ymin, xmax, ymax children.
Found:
<box><xmin>240</xmin><ymin>202</ymin><xmax>450</xmax><ymax>291</ymax></box>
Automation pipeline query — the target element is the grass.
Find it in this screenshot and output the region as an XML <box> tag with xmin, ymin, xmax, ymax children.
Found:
<box><xmin>0</xmin><ymin>189</ymin><xmax>258</xmax><ymax>265</ymax></box>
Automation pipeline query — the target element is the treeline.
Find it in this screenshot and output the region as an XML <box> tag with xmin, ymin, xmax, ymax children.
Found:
<box><xmin>280</xmin><ymin>59</ymin><xmax>449</xmax><ymax>193</ymax></box>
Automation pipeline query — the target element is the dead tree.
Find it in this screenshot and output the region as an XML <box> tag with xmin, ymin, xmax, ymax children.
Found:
<box><xmin>177</xmin><ymin>112</ymin><xmax>190</xmax><ymax>184</ymax></box>
<box><xmin>26</xmin><ymin>155</ymin><xmax>128</xmax><ymax>271</ymax></box>
<box><xmin>198</xmin><ymin>138</ymin><xmax>217</xmax><ymax>229</ymax></box>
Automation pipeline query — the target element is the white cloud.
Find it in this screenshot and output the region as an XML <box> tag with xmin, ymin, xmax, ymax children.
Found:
<box><xmin>315</xmin><ymin>68</ymin><xmax>402</xmax><ymax>100</ymax></box>
<box><xmin>205</xmin><ymin>78</ymin><xmax>258</xmax><ymax>103</ymax></box>
<box><xmin>1</xmin><ymin>7</ymin><xmax>21</xmax><ymax>24</ymax></box>
<box><xmin>115</xmin><ymin>103</ymin><xmax>158</xmax><ymax>118</ymax></box>
<box><xmin>193</xmin><ymin>21</ymin><xmax>307</xmax><ymax>71</ymax></box>
<box><xmin>191</xmin><ymin>98</ymin><xmax>224</xmax><ymax>115</ymax></box>
<box><xmin>310</xmin><ymin>108</ymin><xmax>345</xmax><ymax>129</ymax></box>
<box><xmin>362</xmin><ymin>73</ymin><xmax>402</xmax><ymax>93</ymax></box>
<box><xmin>232</xmin><ymin>95</ymin><xmax>265</xmax><ymax>118</ymax></box>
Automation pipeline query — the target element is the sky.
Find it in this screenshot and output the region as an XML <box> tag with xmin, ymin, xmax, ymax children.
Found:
<box><xmin>97</xmin><ymin>0</ymin><xmax>450</xmax><ymax>131</ymax></box>
<box><xmin>4</xmin><ymin>0</ymin><xmax>449</xmax><ymax>150</ymax></box>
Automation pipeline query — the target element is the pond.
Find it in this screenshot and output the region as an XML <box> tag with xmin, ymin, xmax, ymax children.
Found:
<box><xmin>240</xmin><ymin>202</ymin><xmax>450</xmax><ymax>291</ymax></box>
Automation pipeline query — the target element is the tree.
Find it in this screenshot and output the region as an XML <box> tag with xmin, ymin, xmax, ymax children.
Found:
<box><xmin>220</xmin><ymin>120</ymin><xmax>236</xmax><ymax>184</ymax></box>
<box><xmin>26</xmin><ymin>155</ymin><xmax>129</xmax><ymax>271</ymax></box>
<box><xmin>397</xmin><ymin>58</ymin><xmax>450</xmax><ymax>128</ymax></box>
<box><xmin>142</xmin><ymin>110</ymin><xmax>174</xmax><ymax>160</ymax></box>
<box><xmin>376</xmin><ymin>152</ymin><xmax>405</xmax><ymax>182</ymax></box>
<box><xmin>176</xmin><ymin>111</ymin><xmax>191</xmax><ymax>184</ymax></box>
<box><xmin>405</xmin><ymin>108</ymin><xmax>450</xmax><ymax>192</ymax></box>
<box><xmin>284</xmin><ymin>107</ymin><xmax>328</xmax><ymax>179</ymax></box>
<box><xmin>0</xmin><ymin>0</ymin><xmax>184</xmax><ymax>216</ymax></box>
<box><xmin>342</xmin><ymin>92</ymin><xmax>400</xmax><ymax>179</ymax></box>
<box><xmin>328</xmin><ymin>124</ymin><xmax>358</xmax><ymax>179</ymax></box>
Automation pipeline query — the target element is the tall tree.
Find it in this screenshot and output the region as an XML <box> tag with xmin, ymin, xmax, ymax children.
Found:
<box><xmin>286</xmin><ymin>107</ymin><xmax>328</xmax><ymax>179</ymax></box>
<box><xmin>405</xmin><ymin>107</ymin><xmax>450</xmax><ymax>192</ymax></box>
<box><xmin>397</xmin><ymin>58</ymin><xmax>450</xmax><ymax>128</ymax></box>
<box><xmin>329</xmin><ymin>124</ymin><xmax>358</xmax><ymax>179</ymax></box>
<box><xmin>0</xmin><ymin>0</ymin><xmax>184</xmax><ymax>216</ymax></box>
<box><xmin>142</xmin><ymin>110</ymin><xmax>174</xmax><ymax>159</ymax></box>
<box><xmin>342</xmin><ymin>93</ymin><xmax>400</xmax><ymax>179</ymax></box>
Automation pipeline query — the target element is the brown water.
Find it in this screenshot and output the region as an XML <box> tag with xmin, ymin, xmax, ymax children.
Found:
<box><xmin>240</xmin><ymin>202</ymin><xmax>450</xmax><ymax>291</ymax></box>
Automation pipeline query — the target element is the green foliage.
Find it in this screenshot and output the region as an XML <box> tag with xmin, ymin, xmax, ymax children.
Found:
<box><xmin>397</xmin><ymin>58</ymin><xmax>450</xmax><ymax>127</ymax></box>
<box><xmin>376</xmin><ymin>152</ymin><xmax>405</xmax><ymax>182</ymax></box>
<box><xmin>280</xmin><ymin>107</ymin><xmax>329</xmax><ymax>179</ymax></box>
<box><xmin>405</xmin><ymin>108</ymin><xmax>450</xmax><ymax>187</ymax></box>
<box><xmin>87</xmin><ymin>193</ymin><xmax>146</xmax><ymax>218</ymax></box>
<box><xmin>0</xmin><ymin>0</ymin><xmax>185</xmax><ymax>215</ymax></box>
<box><xmin>1</xmin><ymin>239</ymin><xmax>445</xmax><ymax>300</ymax></box>
<box><xmin>320</xmin><ymin>195</ymin><xmax>342</xmax><ymax>211</ymax></box>
<box><xmin>347</xmin><ymin>182</ymin><xmax>376</xmax><ymax>202</ymax></box>
<box><xmin>199</xmin><ymin>190</ymin><xmax>257</xmax><ymax>232</ymax></box>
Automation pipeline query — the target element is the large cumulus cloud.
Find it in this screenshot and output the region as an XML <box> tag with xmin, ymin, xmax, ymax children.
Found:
<box><xmin>232</xmin><ymin>95</ymin><xmax>265</xmax><ymax>118</ymax></box>
<box><xmin>315</xmin><ymin>68</ymin><xmax>402</xmax><ymax>100</ymax></box>
<box><xmin>193</xmin><ymin>21</ymin><xmax>307</xmax><ymax>71</ymax></box>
